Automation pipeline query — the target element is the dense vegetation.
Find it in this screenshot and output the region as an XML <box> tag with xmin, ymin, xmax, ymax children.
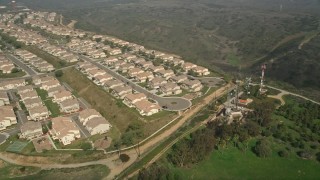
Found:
<box><xmin>137</xmin><ymin>95</ymin><xmax>320</xmax><ymax>179</ymax></box>
<box><xmin>16</xmin><ymin>0</ymin><xmax>320</xmax><ymax>98</ymax></box>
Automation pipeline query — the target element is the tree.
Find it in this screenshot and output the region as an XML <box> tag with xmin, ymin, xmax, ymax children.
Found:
<box><xmin>11</xmin><ymin>68</ymin><xmax>20</xmax><ymax>73</ymax></box>
<box><xmin>254</xmin><ymin>139</ymin><xmax>272</xmax><ymax>158</ymax></box>
<box><xmin>278</xmin><ymin>150</ymin><xmax>289</xmax><ymax>158</ymax></box>
<box><xmin>55</xmin><ymin>70</ymin><xmax>63</xmax><ymax>77</ymax></box>
<box><xmin>119</xmin><ymin>154</ymin><xmax>130</xmax><ymax>163</ymax></box>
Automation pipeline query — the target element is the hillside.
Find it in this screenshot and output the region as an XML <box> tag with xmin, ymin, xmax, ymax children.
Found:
<box><xmin>12</xmin><ymin>0</ymin><xmax>320</xmax><ymax>97</ymax></box>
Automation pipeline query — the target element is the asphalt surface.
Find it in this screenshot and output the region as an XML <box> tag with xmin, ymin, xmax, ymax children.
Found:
<box><xmin>188</xmin><ymin>75</ymin><xmax>224</xmax><ymax>87</ymax></box>
<box><xmin>80</xmin><ymin>55</ymin><xmax>192</xmax><ymax>111</ymax></box>
<box><xmin>6</xmin><ymin>54</ymin><xmax>38</xmax><ymax>76</ymax></box>
<box><xmin>71</xmin><ymin>116</ymin><xmax>91</xmax><ymax>138</ymax></box>
<box><xmin>16</xmin><ymin>110</ymin><xmax>28</xmax><ymax>125</ymax></box>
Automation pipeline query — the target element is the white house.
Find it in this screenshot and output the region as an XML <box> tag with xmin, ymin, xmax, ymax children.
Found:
<box><xmin>51</xmin><ymin>117</ymin><xmax>81</xmax><ymax>145</ymax></box>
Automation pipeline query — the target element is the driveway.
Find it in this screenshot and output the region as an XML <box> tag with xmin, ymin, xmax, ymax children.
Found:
<box><xmin>80</xmin><ymin>55</ymin><xmax>192</xmax><ymax>111</ymax></box>
<box><xmin>70</xmin><ymin>116</ymin><xmax>91</xmax><ymax>138</ymax></box>
<box><xmin>16</xmin><ymin>110</ymin><xmax>28</xmax><ymax>125</ymax></box>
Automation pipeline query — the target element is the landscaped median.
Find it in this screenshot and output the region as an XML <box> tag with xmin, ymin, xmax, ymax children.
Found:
<box><xmin>35</xmin><ymin>88</ymin><xmax>61</xmax><ymax>117</ymax></box>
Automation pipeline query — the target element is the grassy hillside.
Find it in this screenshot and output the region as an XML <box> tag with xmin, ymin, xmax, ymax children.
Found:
<box><xmin>15</xmin><ymin>0</ymin><xmax>320</xmax><ymax>97</ymax></box>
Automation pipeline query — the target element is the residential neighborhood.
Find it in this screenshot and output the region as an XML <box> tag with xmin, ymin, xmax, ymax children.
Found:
<box><xmin>0</xmin><ymin>9</ymin><xmax>225</xmax><ymax>168</ymax></box>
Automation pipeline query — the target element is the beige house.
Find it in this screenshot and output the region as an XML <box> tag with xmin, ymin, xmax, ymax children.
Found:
<box><xmin>137</xmin><ymin>61</ymin><xmax>153</xmax><ymax>70</ymax></box>
<box><xmin>128</xmin><ymin>68</ymin><xmax>144</xmax><ymax>78</ymax></box>
<box><xmin>134</xmin><ymin>100</ymin><xmax>161</xmax><ymax>116</ymax></box>
<box><xmin>104</xmin><ymin>57</ymin><xmax>118</xmax><ymax>65</ymax></box>
<box><xmin>148</xmin><ymin>77</ymin><xmax>167</xmax><ymax>89</ymax></box>
<box><xmin>41</xmin><ymin>79</ymin><xmax>60</xmax><ymax>91</ymax></box>
<box><xmin>20</xmin><ymin>90</ymin><xmax>39</xmax><ymax>101</ymax></box>
<box><xmin>0</xmin><ymin>79</ymin><xmax>26</xmax><ymax>90</ymax></box>
<box><xmin>181</xmin><ymin>79</ymin><xmax>203</xmax><ymax>92</ymax></box>
<box><xmin>169</xmin><ymin>75</ymin><xmax>188</xmax><ymax>84</ymax></box>
<box><xmin>79</xmin><ymin>109</ymin><xmax>102</xmax><ymax>125</ymax></box>
<box><xmin>0</xmin><ymin>106</ymin><xmax>17</xmax><ymax>130</ymax></box>
<box><xmin>191</xmin><ymin>66</ymin><xmax>210</xmax><ymax>76</ymax></box>
<box><xmin>85</xmin><ymin>117</ymin><xmax>112</xmax><ymax>135</ymax></box>
<box><xmin>134</xmin><ymin>72</ymin><xmax>154</xmax><ymax>83</ymax></box>
<box><xmin>53</xmin><ymin>90</ymin><xmax>73</xmax><ymax>103</ymax></box>
<box><xmin>157</xmin><ymin>69</ymin><xmax>175</xmax><ymax>80</ymax></box>
<box><xmin>87</xmin><ymin>69</ymin><xmax>106</xmax><ymax>78</ymax></box>
<box><xmin>94</xmin><ymin>74</ymin><xmax>113</xmax><ymax>85</ymax></box>
<box><xmin>47</xmin><ymin>85</ymin><xmax>66</xmax><ymax>97</ymax></box>
<box><xmin>20</xmin><ymin>121</ymin><xmax>43</xmax><ymax>140</ymax></box>
<box><xmin>51</xmin><ymin>117</ymin><xmax>81</xmax><ymax>145</ymax></box>
<box><xmin>17</xmin><ymin>85</ymin><xmax>33</xmax><ymax>94</ymax></box>
<box><xmin>118</xmin><ymin>63</ymin><xmax>134</xmax><ymax>73</ymax></box>
<box><xmin>28</xmin><ymin>105</ymin><xmax>50</xmax><ymax>121</ymax></box>
<box><xmin>159</xmin><ymin>82</ymin><xmax>182</xmax><ymax>95</ymax></box>
<box><xmin>123</xmin><ymin>93</ymin><xmax>147</xmax><ymax>108</ymax></box>
<box><xmin>147</xmin><ymin>65</ymin><xmax>165</xmax><ymax>73</ymax></box>
<box><xmin>24</xmin><ymin>97</ymin><xmax>43</xmax><ymax>109</ymax></box>
<box><xmin>33</xmin><ymin>76</ymin><xmax>55</xmax><ymax>85</ymax></box>
<box><xmin>59</xmin><ymin>98</ymin><xmax>80</xmax><ymax>113</ymax></box>
<box><xmin>182</xmin><ymin>62</ymin><xmax>197</xmax><ymax>71</ymax></box>
<box><xmin>0</xmin><ymin>91</ymin><xmax>9</xmax><ymax>106</ymax></box>
<box><xmin>111</xmin><ymin>86</ymin><xmax>132</xmax><ymax>99</ymax></box>
<box><xmin>104</xmin><ymin>79</ymin><xmax>124</xmax><ymax>89</ymax></box>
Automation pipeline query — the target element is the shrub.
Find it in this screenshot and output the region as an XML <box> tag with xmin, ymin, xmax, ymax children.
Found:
<box><xmin>55</xmin><ymin>70</ymin><xmax>63</xmax><ymax>77</ymax></box>
<box><xmin>278</xmin><ymin>150</ymin><xmax>289</xmax><ymax>158</ymax></box>
<box><xmin>254</xmin><ymin>139</ymin><xmax>272</xmax><ymax>158</ymax></box>
<box><xmin>119</xmin><ymin>154</ymin><xmax>130</xmax><ymax>163</ymax></box>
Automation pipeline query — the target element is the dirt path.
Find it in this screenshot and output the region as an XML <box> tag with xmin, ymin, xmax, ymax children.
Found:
<box><xmin>298</xmin><ymin>31</ymin><xmax>319</xmax><ymax>50</ymax></box>
<box><xmin>67</xmin><ymin>20</ymin><xmax>77</xmax><ymax>29</ymax></box>
<box><xmin>0</xmin><ymin>84</ymin><xmax>231</xmax><ymax>179</ymax></box>
<box><xmin>104</xmin><ymin>83</ymin><xmax>232</xmax><ymax>179</ymax></box>
<box><xmin>268</xmin><ymin>91</ymin><xmax>287</xmax><ymax>106</ymax></box>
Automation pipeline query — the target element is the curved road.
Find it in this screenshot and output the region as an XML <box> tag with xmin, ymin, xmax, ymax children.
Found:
<box><xmin>251</xmin><ymin>83</ymin><xmax>320</xmax><ymax>105</ymax></box>
<box><xmin>80</xmin><ymin>55</ymin><xmax>192</xmax><ymax>111</ymax></box>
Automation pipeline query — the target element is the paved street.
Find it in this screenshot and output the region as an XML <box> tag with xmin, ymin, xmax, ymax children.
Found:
<box><xmin>80</xmin><ymin>55</ymin><xmax>192</xmax><ymax>111</ymax></box>
<box><xmin>6</xmin><ymin>54</ymin><xmax>38</xmax><ymax>76</ymax></box>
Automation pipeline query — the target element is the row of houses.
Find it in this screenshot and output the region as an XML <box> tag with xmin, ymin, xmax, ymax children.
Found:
<box><xmin>0</xmin><ymin>23</ymin><xmax>48</xmax><ymax>46</ymax></box>
<box><xmin>38</xmin><ymin>43</ymin><xmax>79</xmax><ymax>63</ymax></box>
<box><xmin>17</xmin><ymin>85</ymin><xmax>50</xmax><ymax>121</ymax></box>
<box><xmin>24</xmin><ymin>12</ymin><xmax>85</xmax><ymax>37</ymax></box>
<box><xmin>0</xmin><ymin>106</ymin><xmax>17</xmax><ymax>130</ymax></box>
<box><xmin>34</xmin><ymin>76</ymin><xmax>80</xmax><ymax>114</ymax></box>
<box><xmin>15</xmin><ymin>49</ymin><xmax>55</xmax><ymax>72</ymax></box>
<box><xmin>77</xmin><ymin>62</ymin><xmax>161</xmax><ymax>116</ymax></box>
<box><xmin>103</xmin><ymin>54</ymin><xmax>203</xmax><ymax>95</ymax></box>
<box><xmin>0</xmin><ymin>79</ymin><xmax>26</xmax><ymax>90</ymax></box>
<box><xmin>79</xmin><ymin>109</ymin><xmax>112</xmax><ymax>136</ymax></box>
<box><xmin>0</xmin><ymin>55</ymin><xmax>15</xmax><ymax>74</ymax></box>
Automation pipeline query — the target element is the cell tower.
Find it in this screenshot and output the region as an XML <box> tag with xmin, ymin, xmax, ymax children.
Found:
<box><xmin>11</xmin><ymin>1</ymin><xmax>16</xmax><ymax>10</ymax></box>
<box><xmin>259</xmin><ymin>64</ymin><xmax>267</xmax><ymax>94</ymax></box>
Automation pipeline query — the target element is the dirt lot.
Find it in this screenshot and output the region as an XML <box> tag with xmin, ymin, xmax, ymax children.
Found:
<box><xmin>32</xmin><ymin>136</ymin><xmax>53</xmax><ymax>153</ymax></box>
<box><xmin>94</xmin><ymin>137</ymin><xmax>112</xmax><ymax>149</ymax></box>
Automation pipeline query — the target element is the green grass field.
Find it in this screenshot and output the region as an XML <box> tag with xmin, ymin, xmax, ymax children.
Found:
<box><xmin>0</xmin><ymin>71</ymin><xmax>26</xmax><ymax>78</ymax></box>
<box><xmin>35</xmin><ymin>88</ymin><xmax>60</xmax><ymax>117</ymax></box>
<box><xmin>170</xmin><ymin>146</ymin><xmax>320</xmax><ymax>180</ymax></box>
